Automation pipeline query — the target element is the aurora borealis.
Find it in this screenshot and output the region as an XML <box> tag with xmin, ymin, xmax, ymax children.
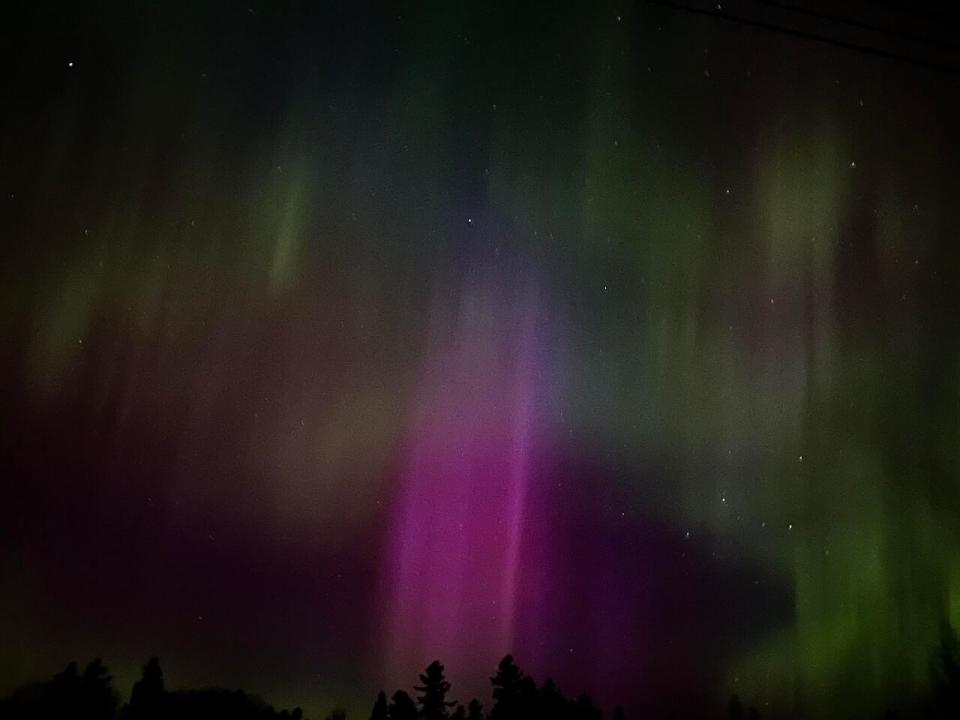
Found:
<box><xmin>2</xmin><ymin>1</ymin><xmax>960</xmax><ymax>718</ymax></box>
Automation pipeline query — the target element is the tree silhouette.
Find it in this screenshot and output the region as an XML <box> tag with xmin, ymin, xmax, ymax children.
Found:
<box><xmin>727</xmin><ymin>694</ymin><xmax>743</xmax><ymax>720</ymax></box>
<box><xmin>325</xmin><ymin>708</ymin><xmax>347</xmax><ymax>720</ymax></box>
<box><xmin>415</xmin><ymin>661</ymin><xmax>456</xmax><ymax>720</ymax></box>
<box><xmin>466</xmin><ymin>698</ymin><xmax>484</xmax><ymax>720</ymax></box>
<box><xmin>127</xmin><ymin>657</ymin><xmax>164</xmax><ymax>720</ymax></box>
<box><xmin>371</xmin><ymin>690</ymin><xmax>389</xmax><ymax>720</ymax></box>
<box><xmin>931</xmin><ymin>620</ymin><xmax>960</xmax><ymax>718</ymax></box>
<box><xmin>537</xmin><ymin>678</ymin><xmax>565</xmax><ymax>720</ymax></box>
<box><xmin>571</xmin><ymin>693</ymin><xmax>601</xmax><ymax>720</ymax></box>
<box><xmin>389</xmin><ymin>690</ymin><xmax>419</xmax><ymax>720</ymax></box>
<box><xmin>51</xmin><ymin>660</ymin><xmax>83</xmax><ymax>714</ymax></box>
<box><xmin>79</xmin><ymin>658</ymin><xmax>117</xmax><ymax>720</ymax></box>
<box><xmin>491</xmin><ymin>656</ymin><xmax>524</xmax><ymax>703</ymax></box>
<box><xmin>33</xmin><ymin>647</ymin><xmax>960</xmax><ymax>720</ymax></box>
<box><xmin>1</xmin><ymin>656</ymin><xmax>304</xmax><ymax>720</ymax></box>
<box><xmin>490</xmin><ymin>655</ymin><xmax>536</xmax><ymax>720</ymax></box>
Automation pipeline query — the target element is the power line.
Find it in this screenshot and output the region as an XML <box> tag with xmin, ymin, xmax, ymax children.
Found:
<box><xmin>644</xmin><ymin>0</ymin><xmax>960</xmax><ymax>73</ymax></box>
<box><xmin>748</xmin><ymin>0</ymin><xmax>960</xmax><ymax>52</ymax></box>
<box><xmin>869</xmin><ymin>0</ymin><xmax>960</xmax><ymax>24</ymax></box>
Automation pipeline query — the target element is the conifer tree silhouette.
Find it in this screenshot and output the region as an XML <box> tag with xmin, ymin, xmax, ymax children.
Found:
<box><xmin>466</xmin><ymin>698</ymin><xmax>484</xmax><ymax>720</ymax></box>
<box><xmin>325</xmin><ymin>708</ymin><xmax>347</xmax><ymax>720</ymax></box>
<box><xmin>727</xmin><ymin>694</ymin><xmax>743</xmax><ymax>720</ymax></box>
<box><xmin>490</xmin><ymin>655</ymin><xmax>534</xmax><ymax>720</ymax></box>
<box><xmin>415</xmin><ymin>661</ymin><xmax>456</xmax><ymax>720</ymax></box>
<box><xmin>38</xmin><ymin>660</ymin><xmax>84</xmax><ymax>718</ymax></box>
<box><xmin>371</xmin><ymin>691</ymin><xmax>389</xmax><ymax>720</ymax></box>
<box><xmin>538</xmin><ymin>677</ymin><xmax>565</xmax><ymax>719</ymax></box>
<box><xmin>932</xmin><ymin>620</ymin><xmax>960</xmax><ymax>718</ymax></box>
<box><xmin>127</xmin><ymin>657</ymin><xmax>164</xmax><ymax>720</ymax></box>
<box><xmin>79</xmin><ymin>658</ymin><xmax>117</xmax><ymax>720</ymax></box>
<box><xmin>572</xmin><ymin>693</ymin><xmax>601</xmax><ymax>720</ymax></box>
<box><xmin>389</xmin><ymin>690</ymin><xmax>418</xmax><ymax>720</ymax></box>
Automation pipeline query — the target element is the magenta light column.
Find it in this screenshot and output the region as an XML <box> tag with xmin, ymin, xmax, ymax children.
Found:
<box><xmin>381</xmin><ymin>277</ymin><xmax>546</xmax><ymax>696</ymax></box>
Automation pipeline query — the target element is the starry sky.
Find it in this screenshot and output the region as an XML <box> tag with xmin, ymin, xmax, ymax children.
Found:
<box><xmin>2</xmin><ymin>1</ymin><xmax>960</xmax><ymax>718</ymax></box>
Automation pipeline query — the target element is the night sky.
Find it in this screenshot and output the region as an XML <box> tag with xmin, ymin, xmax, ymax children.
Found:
<box><xmin>2</xmin><ymin>1</ymin><xmax>960</xmax><ymax>718</ymax></box>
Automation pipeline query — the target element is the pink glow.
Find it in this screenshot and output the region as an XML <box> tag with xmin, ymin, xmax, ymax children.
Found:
<box><xmin>381</xmin><ymin>278</ymin><xmax>546</xmax><ymax>696</ymax></box>
<box><xmin>376</xmin><ymin>277</ymin><xmax>747</xmax><ymax>712</ymax></box>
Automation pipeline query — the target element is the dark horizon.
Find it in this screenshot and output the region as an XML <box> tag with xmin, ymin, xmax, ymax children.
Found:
<box><xmin>7</xmin><ymin>634</ymin><xmax>960</xmax><ymax>720</ymax></box>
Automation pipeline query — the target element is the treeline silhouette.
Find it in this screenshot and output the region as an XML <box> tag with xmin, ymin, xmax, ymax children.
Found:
<box><xmin>0</xmin><ymin>657</ymin><xmax>303</xmax><ymax>720</ymax></box>
<box><xmin>4</xmin><ymin>622</ymin><xmax>960</xmax><ymax>720</ymax></box>
<box><xmin>372</xmin><ymin>656</ymin><xmax>606</xmax><ymax>720</ymax></box>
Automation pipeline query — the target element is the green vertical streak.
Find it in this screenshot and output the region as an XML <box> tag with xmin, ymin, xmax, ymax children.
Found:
<box><xmin>727</xmin><ymin>111</ymin><xmax>960</xmax><ymax>715</ymax></box>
